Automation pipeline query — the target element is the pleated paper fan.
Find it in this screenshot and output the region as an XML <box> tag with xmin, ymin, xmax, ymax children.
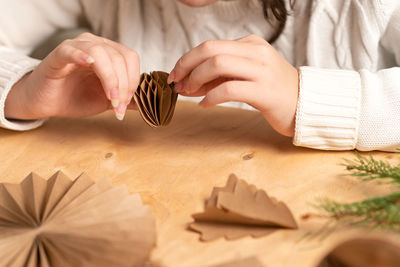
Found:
<box><xmin>0</xmin><ymin>172</ymin><xmax>156</xmax><ymax>267</ymax></box>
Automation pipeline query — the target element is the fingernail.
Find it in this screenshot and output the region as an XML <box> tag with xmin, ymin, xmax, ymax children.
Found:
<box><xmin>111</xmin><ymin>99</ymin><xmax>119</xmax><ymax>108</ymax></box>
<box><xmin>115</xmin><ymin>103</ymin><xmax>127</xmax><ymax>121</ymax></box>
<box><xmin>174</xmin><ymin>82</ymin><xmax>182</xmax><ymax>92</ymax></box>
<box><xmin>116</xmin><ymin>113</ymin><xmax>125</xmax><ymax>121</ymax></box>
<box><xmin>167</xmin><ymin>71</ymin><xmax>175</xmax><ymax>84</ymax></box>
<box><xmin>86</xmin><ymin>56</ymin><xmax>95</xmax><ymax>64</ymax></box>
<box><xmin>110</xmin><ymin>88</ymin><xmax>119</xmax><ymax>107</ymax></box>
<box><xmin>79</xmin><ymin>54</ymin><xmax>95</xmax><ymax>64</ymax></box>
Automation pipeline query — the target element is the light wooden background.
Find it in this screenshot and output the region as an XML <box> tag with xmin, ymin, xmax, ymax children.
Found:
<box><xmin>0</xmin><ymin>101</ymin><xmax>398</xmax><ymax>267</ymax></box>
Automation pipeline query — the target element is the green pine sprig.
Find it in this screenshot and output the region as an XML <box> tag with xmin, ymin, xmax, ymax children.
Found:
<box><xmin>317</xmin><ymin>193</ymin><xmax>400</xmax><ymax>232</ymax></box>
<box><xmin>305</xmin><ymin>152</ymin><xmax>400</xmax><ymax>234</ymax></box>
<box><xmin>343</xmin><ymin>152</ymin><xmax>400</xmax><ymax>183</ymax></box>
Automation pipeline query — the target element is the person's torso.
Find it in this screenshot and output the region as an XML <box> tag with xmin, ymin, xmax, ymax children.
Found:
<box><xmin>79</xmin><ymin>0</ymin><xmax>395</xmax><ymax>107</ymax></box>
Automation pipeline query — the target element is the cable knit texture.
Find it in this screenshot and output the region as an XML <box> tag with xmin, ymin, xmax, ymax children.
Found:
<box><xmin>0</xmin><ymin>0</ymin><xmax>400</xmax><ymax>151</ymax></box>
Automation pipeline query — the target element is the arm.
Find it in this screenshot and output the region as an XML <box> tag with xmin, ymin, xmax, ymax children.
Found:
<box><xmin>295</xmin><ymin>6</ymin><xmax>400</xmax><ymax>152</ymax></box>
<box><xmin>0</xmin><ymin>0</ymin><xmax>82</xmax><ymax>130</ymax></box>
<box><xmin>168</xmin><ymin>8</ymin><xmax>400</xmax><ymax>152</ymax></box>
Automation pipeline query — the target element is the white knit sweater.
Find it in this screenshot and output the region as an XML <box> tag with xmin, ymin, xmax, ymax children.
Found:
<box><xmin>1</xmin><ymin>0</ymin><xmax>400</xmax><ymax>151</ymax></box>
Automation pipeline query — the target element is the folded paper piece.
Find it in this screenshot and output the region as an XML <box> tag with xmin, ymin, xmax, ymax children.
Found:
<box><xmin>317</xmin><ymin>238</ymin><xmax>400</xmax><ymax>267</ymax></box>
<box><xmin>0</xmin><ymin>172</ymin><xmax>156</xmax><ymax>267</ymax></box>
<box><xmin>134</xmin><ymin>71</ymin><xmax>178</xmax><ymax>128</ymax></box>
<box><xmin>189</xmin><ymin>174</ymin><xmax>298</xmax><ymax>241</ymax></box>
<box><xmin>209</xmin><ymin>257</ymin><xmax>265</xmax><ymax>267</ymax></box>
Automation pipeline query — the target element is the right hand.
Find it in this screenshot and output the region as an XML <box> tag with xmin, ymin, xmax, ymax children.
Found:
<box><xmin>5</xmin><ymin>32</ymin><xmax>140</xmax><ymax>121</ymax></box>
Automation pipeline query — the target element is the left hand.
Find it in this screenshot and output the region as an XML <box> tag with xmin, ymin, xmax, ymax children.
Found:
<box><xmin>168</xmin><ymin>34</ymin><xmax>299</xmax><ymax>137</ymax></box>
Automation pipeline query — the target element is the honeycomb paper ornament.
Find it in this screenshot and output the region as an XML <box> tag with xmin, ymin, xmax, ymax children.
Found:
<box><xmin>134</xmin><ymin>71</ymin><xmax>178</xmax><ymax>128</ymax></box>
<box><xmin>0</xmin><ymin>172</ymin><xmax>156</xmax><ymax>267</ymax></box>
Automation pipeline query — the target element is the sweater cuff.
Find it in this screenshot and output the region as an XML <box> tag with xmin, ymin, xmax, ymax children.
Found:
<box><xmin>0</xmin><ymin>50</ymin><xmax>46</xmax><ymax>131</ymax></box>
<box><xmin>293</xmin><ymin>67</ymin><xmax>361</xmax><ymax>150</ymax></box>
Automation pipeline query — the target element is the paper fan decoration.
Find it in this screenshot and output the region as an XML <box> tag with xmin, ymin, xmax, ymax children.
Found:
<box><xmin>0</xmin><ymin>172</ymin><xmax>156</xmax><ymax>267</ymax></box>
<box><xmin>317</xmin><ymin>238</ymin><xmax>400</xmax><ymax>267</ymax></box>
<box><xmin>189</xmin><ymin>174</ymin><xmax>298</xmax><ymax>241</ymax></box>
<box><xmin>134</xmin><ymin>71</ymin><xmax>178</xmax><ymax>128</ymax></box>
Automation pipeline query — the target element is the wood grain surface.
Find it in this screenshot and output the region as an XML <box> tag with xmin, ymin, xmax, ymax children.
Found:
<box><xmin>0</xmin><ymin>101</ymin><xmax>398</xmax><ymax>267</ymax></box>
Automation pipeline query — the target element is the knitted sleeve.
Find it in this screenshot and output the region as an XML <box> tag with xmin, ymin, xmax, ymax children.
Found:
<box><xmin>294</xmin><ymin>6</ymin><xmax>400</xmax><ymax>152</ymax></box>
<box><xmin>0</xmin><ymin>0</ymin><xmax>82</xmax><ymax>131</ymax></box>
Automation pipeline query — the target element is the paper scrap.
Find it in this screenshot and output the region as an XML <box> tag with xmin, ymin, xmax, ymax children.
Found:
<box><xmin>189</xmin><ymin>174</ymin><xmax>297</xmax><ymax>241</ymax></box>
<box><xmin>317</xmin><ymin>238</ymin><xmax>400</xmax><ymax>267</ymax></box>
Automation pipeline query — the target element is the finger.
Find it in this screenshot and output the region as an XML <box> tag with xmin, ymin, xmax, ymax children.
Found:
<box><xmin>199</xmin><ymin>81</ymin><xmax>258</xmax><ymax>108</ymax></box>
<box><xmin>77</xmin><ymin>33</ymin><xmax>140</xmax><ymax>95</ymax></box>
<box><xmin>102</xmin><ymin>42</ymin><xmax>140</xmax><ymax>119</ymax></box>
<box><xmin>169</xmin><ymin>40</ymin><xmax>267</xmax><ymax>83</ymax></box>
<box><xmin>65</xmin><ymin>39</ymin><xmax>136</xmax><ymax>120</ymax></box>
<box><xmin>101</xmin><ymin>45</ymin><xmax>130</xmax><ymax>119</ymax></box>
<box><xmin>102</xmin><ymin>39</ymin><xmax>141</xmax><ymax>95</ymax></box>
<box><xmin>70</xmin><ymin>42</ymin><xmax>121</xmax><ymax>105</ymax></box>
<box><xmin>107</xmin><ymin>95</ymin><xmax>138</xmax><ymax>110</ymax></box>
<box><xmin>178</xmin><ymin>77</ymin><xmax>229</xmax><ymax>97</ymax></box>
<box><xmin>176</xmin><ymin>55</ymin><xmax>264</xmax><ymax>94</ymax></box>
<box><xmin>44</xmin><ymin>40</ymin><xmax>95</xmax><ymax>78</ymax></box>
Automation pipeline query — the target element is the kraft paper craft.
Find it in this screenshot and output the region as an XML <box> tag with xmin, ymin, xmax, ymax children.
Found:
<box><xmin>134</xmin><ymin>71</ymin><xmax>178</xmax><ymax>128</ymax></box>
<box><xmin>209</xmin><ymin>257</ymin><xmax>265</xmax><ymax>267</ymax></box>
<box><xmin>189</xmin><ymin>174</ymin><xmax>298</xmax><ymax>241</ymax></box>
<box><xmin>317</xmin><ymin>237</ymin><xmax>400</xmax><ymax>267</ymax></box>
<box><xmin>0</xmin><ymin>172</ymin><xmax>156</xmax><ymax>267</ymax></box>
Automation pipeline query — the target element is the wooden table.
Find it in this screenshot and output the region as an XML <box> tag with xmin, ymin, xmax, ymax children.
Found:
<box><xmin>0</xmin><ymin>101</ymin><xmax>398</xmax><ymax>267</ymax></box>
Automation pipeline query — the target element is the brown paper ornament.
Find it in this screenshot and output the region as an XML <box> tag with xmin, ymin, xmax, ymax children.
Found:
<box><xmin>209</xmin><ymin>257</ymin><xmax>265</xmax><ymax>267</ymax></box>
<box><xmin>0</xmin><ymin>171</ymin><xmax>156</xmax><ymax>267</ymax></box>
<box><xmin>189</xmin><ymin>174</ymin><xmax>298</xmax><ymax>241</ymax></box>
<box><xmin>134</xmin><ymin>71</ymin><xmax>178</xmax><ymax>128</ymax></box>
<box><xmin>317</xmin><ymin>238</ymin><xmax>400</xmax><ymax>267</ymax></box>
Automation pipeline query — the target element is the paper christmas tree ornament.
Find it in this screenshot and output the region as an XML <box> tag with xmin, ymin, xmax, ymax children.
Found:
<box><xmin>0</xmin><ymin>172</ymin><xmax>156</xmax><ymax>267</ymax></box>
<box><xmin>189</xmin><ymin>174</ymin><xmax>298</xmax><ymax>241</ymax></box>
<box><xmin>134</xmin><ymin>71</ymin><xmax>178</xmax><ymax>128</ymax></box>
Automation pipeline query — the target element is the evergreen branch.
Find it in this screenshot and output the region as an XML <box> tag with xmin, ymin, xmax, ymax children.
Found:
<box><xmin>304</xmin><ymin>152</ymin><xmax>400</xmax><ymax>235</ymax></box>
<box><xmin>318</xmin><ymin>192</ymin><xmax>400</xmax><ymax>217</ymax></box>
<box><xmin>342</xmin><ymin>152</ymin><xmax>400</xmax><ymax>183</ymax></box>
<box><xmin>308</xmin><ymin>197</ymin><xmax>400</xmax><ymax>234</ymax></box>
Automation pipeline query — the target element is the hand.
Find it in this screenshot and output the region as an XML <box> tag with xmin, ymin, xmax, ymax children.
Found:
<box><xmin>5</xmin><ymin>32</ymin><xmax>140</xmax><ymax>121</ymax></box>
<box><xmin>168</xmin><ymin>34</ymin><xmax>299</xmax><ymax>137</ymax></box>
